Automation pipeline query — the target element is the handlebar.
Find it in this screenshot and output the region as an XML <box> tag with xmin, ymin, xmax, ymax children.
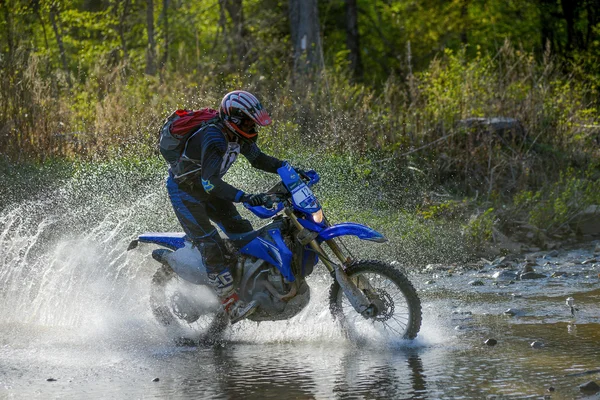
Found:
<box><xmin>242</xmin><ymin>169</ymin><xmax>320</xmax><ymax>218</ymax></box>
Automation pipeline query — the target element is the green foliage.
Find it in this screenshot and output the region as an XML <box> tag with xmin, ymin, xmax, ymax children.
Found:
<box><xmin>463</xmin><ymin>207</ymin><xmax>496</xmax><ymax>250</ymax></box>
<box><xmin>514</xmin><ymin>166</ymin><xmax>600</xmax><ymax>233</ymax></box>
<box><xmin>417</xmin><ymin>199</ymin><xmax>468</xmax><ymax>221</ymax></box>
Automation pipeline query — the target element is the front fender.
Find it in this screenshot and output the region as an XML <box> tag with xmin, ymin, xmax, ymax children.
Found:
<box><xmin>316</xmin><ymin>223</ymin><xmax>387</xmax><ymax>243</ymax></box>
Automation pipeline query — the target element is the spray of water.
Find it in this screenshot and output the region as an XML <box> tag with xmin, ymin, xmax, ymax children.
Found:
<box><xmin>0</xmin><ymin>158</ymin><xmax>462</xmax><ymax>350</ymax></box>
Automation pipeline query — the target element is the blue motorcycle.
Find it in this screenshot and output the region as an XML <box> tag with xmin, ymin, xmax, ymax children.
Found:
<box><xmin>128</xmin><ymin>164</ymin><xmax>421</xmax><ymax>343</ymax></box>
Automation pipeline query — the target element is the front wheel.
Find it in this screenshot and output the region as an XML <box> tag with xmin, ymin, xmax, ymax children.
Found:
<box><xmin>329</xmin><ymin>261</ymin><xmax>422</xmax><ymax>341</ymax></box>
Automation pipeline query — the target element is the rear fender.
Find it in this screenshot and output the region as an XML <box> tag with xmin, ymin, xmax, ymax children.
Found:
<box><xmin>129</xmin><ymin>232</ymin><xmax>187</xmax><ymax>250</ymax></box>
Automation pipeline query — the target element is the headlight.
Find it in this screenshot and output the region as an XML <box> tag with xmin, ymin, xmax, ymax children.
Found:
<box><xmin>311</xmin><ymin>209</ymin><xmax>324</xmax><ymax>224</ymax></box>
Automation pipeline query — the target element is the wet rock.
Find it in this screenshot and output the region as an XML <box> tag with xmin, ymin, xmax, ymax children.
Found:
<box><xmin>492</xmin><ymin>271</ymin><xmax>518</xmax><ymax>280</ymax></box>
<box><xmin>46</xmin><ymin>378</ymin><xmax>57</xmax><ymax>382</ymax></box>
<box><xmin>570</xmin><ymin>205</ymin><xmax>600</xmax><ymax>235</ymax></box>
<box><xmin>527</xmin><ymin>246</ymin><xmax>541</xmax><ymax>252</ymax></box>
<box><xmin>455</xmin><ymin>325</ymin><xmax>463</xmax><ymax>330</ymax></box>
<box><xmin>503</xmin><ymin>308</ymin><xmax>519</xmax><ymax>316</ymax></box>
<box><xmin>152</xmin><ymin>377</ymin><xmax>160</xmax><ymax>382</ymax></box>
<box><xmin>520</xmin><ymin>272</ymin><xmax>547</xmax><ymax>280</ymax></box>
<box><xmin>582</xmin><ymin>258</ymin><xmax>597</xmax><ymax>264</ymax></box>
<box><xmin>547</xmin><ymin>387</ymin><xmax>555</xmax><ymax>392</ymax></box>
<box><xmin>485</xmin><ymin>338</ymin><xmax>497</xmax><ymax>346</ymax></box>
<box><xmin>579</xmin><ymin>381</ymin><xmax>600</xmax><ymax>394</ymax></box>
<box><xmin>524</xmin><ymin>254</ymin><xmax>538</xmax><ymax>262</ymax></box>
<box><xmin>469</xmin><ymin>280</ymin><xmax>485</xmax><ymax>286</ymax></box>
<box><xmin>545</xmin><ymin>250</ymin><xmax>559</xmax><ymax>258</ymax></box>
<box><xmin>424</xmin><ymin>263</ymin><xmax>450</xmax><ymax>272</ymax></box>
<box><xmin>530</xmin><ymin>341</ymin><xmax>544</xmax><ymax>349</ymax></box>
<box><xmin>522</xmin><ymin>263</ymin><xmax>536</xmax><ymax>273</ymax></box>
<box><xmin>551</xmin><ymin>271</ymin><xmax>568</xmax><ymax>278</ymax></box>
<box><xmin>425</xmin><ymin>280</ymin><xmax>436</xmax><ymax>284</ymax></box>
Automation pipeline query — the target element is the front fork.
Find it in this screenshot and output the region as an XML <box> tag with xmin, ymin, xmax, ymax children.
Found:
<box><xmin>285</xmin><ymin>209</ymin><xmax>376</xmax><ymax>318</ymax></box>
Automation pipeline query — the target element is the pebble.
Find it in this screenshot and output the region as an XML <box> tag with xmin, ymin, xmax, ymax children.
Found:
<box><xmin>551</xmin><ymin>271</ymin><xmax>568</xmax><ymax>277</ymax></box>
<box><xmin>492</xmin><ymin>271</ymin><xmax>518</xmax><ymax>280</ymax></box>
<box><xmin>425</xmin><ymin>280</ymin><xmax>436</xmax><ymax>284</ymax></box>
<box><xmin>152</xmin><ymin>377</ymin><xmax>160</xmax><ymax>382</ymax></box>
<box><xmin>579</xmin><ymin>381</ymin><xmax>600</xmax><ymax>393</ymax></box>
<box><xmin>46</xmin><ymin>378</ymin><xmax>57</xmax><ymax>382</ymax></box>
<box><xmin>530</xmin><ymin>341</ymin><xmax>544</xmax><ymax>349</ymax></box>
<box><xmin>519</xmin><ymin>272</ymin><xmax>547</xmax><ymax>280</ymax></box>
<box><xmin>547</xmin><ymin>387</ymin><xmax>555</xmax><ymax>392</ymax></box>
<box><xmin>469</xmin><ymin>280</ymin><xmax>485</xmax><ymax>286</ymax></box>
<box><xmin>523</xmin><ymin>262</ymin><xmax>536</xmax><ymax>271</ymax></box>
<box><xmin>485</xmin><ymin>338</ymin><xmax>497</xmax><ymax>346</ymax></box>
<box><xmin>503</xmin><ymin>309</ymin><xmax>517</xmax><ymax>316</ymax></box>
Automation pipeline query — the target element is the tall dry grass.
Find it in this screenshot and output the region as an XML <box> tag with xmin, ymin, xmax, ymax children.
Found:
<box><xmin>1</xmin><ymin>41</ymin><xmax>598</xmax><ymax>201</ymax></box>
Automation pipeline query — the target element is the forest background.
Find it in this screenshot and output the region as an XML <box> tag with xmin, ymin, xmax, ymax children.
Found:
<box><xmin>1</xmin><ymin>0</ymin><xmax>599</xmax><ymax>260</ymax></box>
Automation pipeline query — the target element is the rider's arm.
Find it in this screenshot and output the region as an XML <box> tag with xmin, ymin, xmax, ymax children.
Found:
<box><xmin>241</xmin><ymin>141</ymin><xmax>284</xmax><ymax>174</ymax></box>
<box><xmin>187</xmin><ymin>128</ymin><xmax>246</xmax><ymax>202</ymax></box>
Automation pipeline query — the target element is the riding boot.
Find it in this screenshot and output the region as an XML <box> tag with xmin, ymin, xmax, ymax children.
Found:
<box><xmin>207</xmin><ymin>268</ymin><xmax>258</xmax><ymax>324</ymax></box>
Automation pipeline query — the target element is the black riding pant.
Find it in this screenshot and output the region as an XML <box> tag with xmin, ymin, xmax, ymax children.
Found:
<box><xmin>166</xmin><ymin>176</ymin><xmax>253</xmax><ymax>274</ymax></box>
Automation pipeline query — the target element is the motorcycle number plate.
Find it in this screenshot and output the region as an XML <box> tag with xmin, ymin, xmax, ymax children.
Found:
<box><xmin>291</xmin><ymin>184</ymin><xmax>318</xmax><ymax>211</ymax></box>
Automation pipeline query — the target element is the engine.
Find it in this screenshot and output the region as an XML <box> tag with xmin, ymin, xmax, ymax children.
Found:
<box><xmin>238</xmin><ymin>258</ymin><xmax>310</xmax><ymax>322</ymax></box>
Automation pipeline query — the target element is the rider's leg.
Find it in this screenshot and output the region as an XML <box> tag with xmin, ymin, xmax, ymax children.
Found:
<box><xmin>205</xmin><ymin>198</ymin><xmax>254</xmax><ymax>243</ymax></box>
<box><xmin>202</xmin><ymin>236</ymin><xmax>257</xmax><ymax>323</ymax></box>
<box><xmin>166</xmin><ymin>177</ymin><xmax>257</xmax><ymax>323</ymax></box>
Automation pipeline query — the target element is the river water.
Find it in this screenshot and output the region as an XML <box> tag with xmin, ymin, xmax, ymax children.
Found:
<box><xmin>1</xmin><ymin>166</ymin><xmax>599</xmax><ymax>399</ymax></box>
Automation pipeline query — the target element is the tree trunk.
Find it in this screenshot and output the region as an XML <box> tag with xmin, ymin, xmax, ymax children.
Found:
<box><xmin>223</xmin><ymin>0</ymin><xmax>248</xmax><ymax>65</ymax></box>
<box><xmin>145</xmin><ymin>0</ymin><xmax>157</xmax><ymax>75</ymax></box>
<box><xmin>560</xmin><ymin>0</ymin><xmax>578</xmax><ymax>52</ymax></box>
<box><xmin>460</xmin><ymin>0</ymin><xmax>469</xmax><ymax>45</ymax></box>
<box><xmin>288</xmin><ymin>0</ymin><xmax>322</xmax><ymax>77</ymax></box>
<box><xmin>33</xmin><ymin>2</ymin><xmax>50</xmax><ymax>51</ymax></box>
<box><xmin>1</xmin><ymin>0</ymin><xmax>14</xmax><ymax>60</ymax></box>
<box><xmin>344</xmin><ymin>0</ymin><xmax>362</xmax><ymax>80</ymax></box>
<box><xmin>118</xmin><ymin>0</ymin><xmax>130</xmax><ymax>61</ymax></box>
<box><xmin>49</xmin><ymin>4</ymin><xmax>72</xmax><ymax>87</ymax></box>
<box><xmin>160</xmin><ymin>0</ymin><xmax>169</xmax><ymax>69</ymax></box>
<box><xmin>539</xmin><ymin>0</ymin><xmax>561</xmax><ymax>54</ymax></box>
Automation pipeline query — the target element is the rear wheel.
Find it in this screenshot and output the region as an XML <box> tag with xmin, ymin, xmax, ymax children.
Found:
<box><xmin>150</xmin><ymin>265</ymin><xmax>228</xmax><ymax>345</ymax></box>
<box><xmin>329</xmin><ymin>261</ymin><xmax>421</xmax><ymax>341</ymax></box>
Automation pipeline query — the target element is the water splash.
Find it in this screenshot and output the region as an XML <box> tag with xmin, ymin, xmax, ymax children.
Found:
<box><xmin>0</xmin><ymin>159</ymin><xmax>463</xmax><ymax>350</ymax></box>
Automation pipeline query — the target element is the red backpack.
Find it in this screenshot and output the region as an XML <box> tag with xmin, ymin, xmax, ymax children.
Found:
<box><xmin>159</xmin><ymin>108</ymin><xmax>220</xmax><ymax>166</ymax></box>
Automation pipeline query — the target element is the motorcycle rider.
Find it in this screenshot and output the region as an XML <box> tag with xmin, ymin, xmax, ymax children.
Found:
<box><xmin>166</xmin><ymin>90</ymin><xmax>305</xmax><ymax>324</ymax></box>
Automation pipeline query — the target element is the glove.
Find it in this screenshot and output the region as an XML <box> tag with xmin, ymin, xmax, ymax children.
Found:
<box><xmin>294</xmin><ymin>167</ymin><xmax>311</xmax><ymax>181</ymax></box>
<box><xmin>241</xmin><ymin>193</ymin><xmax>270</xmax><ymax>207</ymax></box>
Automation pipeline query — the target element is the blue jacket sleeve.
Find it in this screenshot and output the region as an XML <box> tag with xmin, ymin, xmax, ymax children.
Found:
<box><xmin>241</xmin><ymin>141</ymin><xmax>284</xmax><ymax>173</ymax></box>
